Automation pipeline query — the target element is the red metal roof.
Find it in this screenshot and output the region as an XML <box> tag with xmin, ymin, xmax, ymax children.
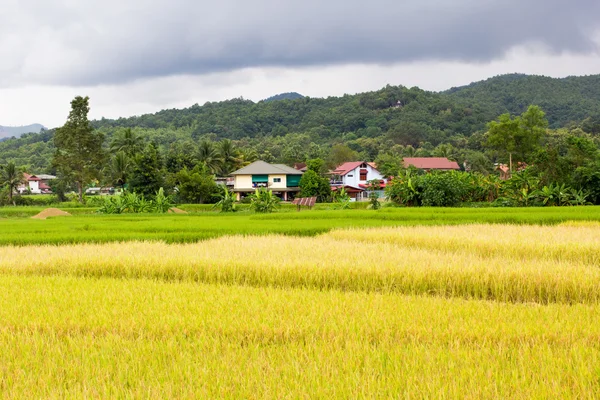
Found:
<box><xmin>403</xmin><ymin>158</ymin><xmax>460</xmax><ymax>170</ymax></box>
<box><xmin>22</xmin><ymin>173</ymin><xmax>41</xmax><ymax>181</ymax></box>
<box><xmin>331</xmin><ymin>161</ymin><xmax>363</xmax><ymax>176</ymax></box>
<box><xmin>39</xmin><ymin>182</ymin><xmax>51</xmax><ymax>190</ymax></box>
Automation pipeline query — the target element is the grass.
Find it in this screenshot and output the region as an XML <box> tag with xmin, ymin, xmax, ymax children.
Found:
<box><xmin>1</xmin><ymin>206</ymin><xmax>600</xmax><ymax>245</ymax></box>
<box><xmin>0</xmin><ymin>275</ymin><xmax>598</xmax><ymax>398</ymax></box>
<box><xmin>1</xmin><ymin>224</ymin><xmax>599</xmax><ymax>304</ymax></box>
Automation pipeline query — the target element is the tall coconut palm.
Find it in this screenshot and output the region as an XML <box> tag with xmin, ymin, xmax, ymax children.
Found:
<box><xmin>218</xmin><ymin>139</ymin><xmax>241</xmax><ymax>175</ymax></box>
<box><xmin>110</xmin><ymin>128</ymin><xmax>145</xmax><ymax>157</ymax></box>
<box><xmin>238</xmin><ymin>147</ymin><xmax>258</xmax><ymax>166</ymax></box>
<box><xmin>109</xmin><ymin>151</ymin><xmax>131</xmax><ymax>189</ymax></box>
<box><xmin>197</xmin><ymin>141</ymin><xmax>222</xmax><ymax>174</ymax></box>
<box><xmin>0</xmin><ymin>162</ymin><xmax>23</xmax><ymax>206</ymax></box>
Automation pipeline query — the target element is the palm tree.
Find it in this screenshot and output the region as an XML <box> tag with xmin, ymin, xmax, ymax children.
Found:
<box><xmin>109</xmin><ymin>151</ymin><xmax>131</xmax><ymax>189</ymax></box>
<box><xmin>0</xmin><ymin>162</ymin><xmax>23</xmax><ymax>206</ymax></box>
<box><xmin>238</xmin><ymin>148</ymin><xmax>258</xmax><ymax>166</ymax></box>
<box><xmin>218</xmin><ymin>139</ymin><xmax>241</xmax><ymax>175</ymax></box>
<box><xmin>197</xmin><ymin>141</ymin><xmax>222</xmax><ymax>174</ymax></box>
<box><xmin>110</xmin><ymin>128</ymin><xmax>145</xmax><ymax>156</ymax></box>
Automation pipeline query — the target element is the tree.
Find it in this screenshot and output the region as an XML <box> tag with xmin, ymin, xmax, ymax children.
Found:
<box><xmin>218</xmin><ymin>139</ymin><xmax>241</xmax><ymax>175</ymax></box>
<box><xmin>0</xmin><ymin>162</ymin><xmax>23</xmax><ymax>206</ymax></box>
<box><xmin>486</xmin><ymin>105</ymin><xmax>547</xmax><ymax>171</ymax></box>
<box><xmin>108</xmin><ymin>151</ymin><xmax>131</xmax><ymax>189</ymax></box>
<box><xmin>172</xmin><ymin>166</ymin><xmax>219</xmax><ymax>204</ymax></box>
<box><xmin>129</xmin><ymin>143</ymin><xmax>165</xmax><ymax>197</ymax></box>
<box><xmin>327</xmin><ymin>144</ymin><xmax>359</xmax><ymax>169</ymax></box>
<box><xmin>374</xmin><ymin>152</ymin><xmax>403</xmax><ymax>179</ymax></box>
<box><xmin>53</xmin><ymin>96</ymin><xmax>105</xmax><ymax>202</ymax></box>
<box><xmin>299</xmin><ymin>170</ymin><xmax>331</xmax><ymax>202</ymax></box>
<box><xmin>110</xmin><ymin>128</ymin><xmax>144</xmax><ymax>156</ymax></box>
<box><xmin>197</xmin><ymin>141</ymin><xmax>222</xmax><ymax>174</ymax></box>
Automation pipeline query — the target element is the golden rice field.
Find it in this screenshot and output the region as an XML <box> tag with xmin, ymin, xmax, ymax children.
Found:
<box><xmin>1</xmin><ymin>222</ymin><xmax>600</xmax><ymax>397</ymax></box>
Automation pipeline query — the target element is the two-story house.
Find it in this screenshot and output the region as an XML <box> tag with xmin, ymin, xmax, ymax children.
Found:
<box><xmin>329</xmin><ymin>162</ymin><xmax>386</xmax><ymax>200</ymax></box>
<box><xmin>17</xmin><ymin>173</ymin><xmax>56</xmax><ymax>194</ymax></box>
<box><xmin>230</xmin><ymin>161</ymin><xmax>304</xmax><ymax>201</ymax></box>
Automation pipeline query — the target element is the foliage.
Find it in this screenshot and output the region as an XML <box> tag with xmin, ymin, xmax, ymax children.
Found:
<box><xmin>249</xmin><ymin>188</ymin><xmax>280</xmax><ymax>213</ymax></box>
<box><xmin>97</xmin><ymin>188</ymin><xmax>173</xmax><ymax>214</ymax></box>
<box><xmin>171</xmin><ymin>166</ymin><xmax>218</xmax><ymax>204</ymax></box>
<box><xmin>332</xmin><ymin>187</ymin><xmax>351</xmax><ymax>210</ymax></box>
<box><xmin>129</xmin><ymin>143</ymin><xmax>166</xmax><ymax>197</ymax></box>
<box><xmin>109</xmin><ymin>128</ymin><xmax>145</xmax><ymax>156</ymax></box>
<box><xmin>299</xmin><ymin>169</ymin><xmax>331</xmax><ymax>203</ymax></box>
<box><xmin>213</xmin><ymin>186</ymin><xmax>236</xmax><ymax>212</ymax></box>
<box><xmin>0</xmin><ymin>162</ymin><xmax>23</xmax><ymax>206</ymax></box>
<box><xmin>485</xmin><ymin>105</ymin><xmax>548</xmax><ymax>167</ymax></box>
<box><xmin>53</xmin><ymin>96</ymin><xmax>105</xmax><ymax>203</ymax></box>
<box><xmin>418</xmin><ymin>171</ymin><xmax>468</xmax><ymax>207</ymax></box>
<box><xmin>366</xmin><ymin>179</ymin><xmax>382</xmax><ymax>210</ymax></box>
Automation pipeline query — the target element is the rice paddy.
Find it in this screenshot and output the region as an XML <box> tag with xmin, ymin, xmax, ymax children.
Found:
<box><xmin>1</xmin><ymin>208</ymin><xmax>599</xmax><ymax>397</ymax></box>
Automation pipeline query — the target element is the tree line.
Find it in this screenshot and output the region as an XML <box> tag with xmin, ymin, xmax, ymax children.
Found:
<box><xmin>1</xmin><ymin>78</ymin><xmax>600</xmax><ymax>206</ymax></box>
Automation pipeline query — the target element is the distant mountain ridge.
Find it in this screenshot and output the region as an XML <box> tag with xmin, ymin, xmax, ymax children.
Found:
<box><xmin>443</xmin><ymin>73</ymin><xmax>600</xmax><ymax>127</ymax></box>
<box><xmin>0</xmin><ymin>124</ymin><xmax>45</xmax><ymax>139</ymax></box>
<box><xmin>3</xmin><ymin>73</ymin><xmax>600</xmax><ymax>171</ymax></box>
<box><xmin>263</xmin><ymin>92</ymin><xmax>304</xmax><ymax>102</ymax></box>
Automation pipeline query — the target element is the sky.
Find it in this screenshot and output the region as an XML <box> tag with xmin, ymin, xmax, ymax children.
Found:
<box><xmin>1</xmin><ymin>0</ymin><xmax>600</xmax><ymax>129</ymax></box>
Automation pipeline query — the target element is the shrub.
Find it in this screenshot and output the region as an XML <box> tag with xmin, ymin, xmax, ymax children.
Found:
<box><xmin>249</xmin><ymin>188</ymin><xmax>280</xmax><ymax>213</ymax></box>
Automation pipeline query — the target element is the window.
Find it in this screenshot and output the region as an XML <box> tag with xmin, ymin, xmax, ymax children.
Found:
<box><xmin>347</xmin><ymin>174</ymin><xmax>353</xmax><ymax>177</ymax></box>
<box><xmin>273</xmin><ymin>178</ymin><xmax>281</xmax><ymax>183</ymax></box>
<box><xmin>360</xmin><ymin>169</ymin><xmax>368</xmax><ymax>181</ymax></box>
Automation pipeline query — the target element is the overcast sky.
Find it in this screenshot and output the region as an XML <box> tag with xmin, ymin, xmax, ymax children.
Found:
<box><xmin>1</xmin><ymin>0</ymin><xmax>600</xmax><ymax>128</ymax></box>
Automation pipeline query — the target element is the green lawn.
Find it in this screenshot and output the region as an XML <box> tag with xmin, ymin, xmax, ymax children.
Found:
<box><xmin>1</xmin><ymin>206</ymin><xmax>600</xmax><ymax>245</ymax></box>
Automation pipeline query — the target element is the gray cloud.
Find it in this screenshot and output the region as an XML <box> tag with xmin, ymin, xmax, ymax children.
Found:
<box><xmin>1</xmin><ymin>0</ymin><xmax>599</xmax><ymax>87</ymax></box>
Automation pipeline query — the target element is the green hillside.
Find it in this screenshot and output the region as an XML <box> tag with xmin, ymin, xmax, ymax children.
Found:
<box><xmin>2</xmin><ymin>74</ymin><xmax>600</xmax><ymax>173</ymax></box>
<box><xmin>444</xmin><ymin>74</ymin><xmax>600</xmax><ymax>128</ymax></box>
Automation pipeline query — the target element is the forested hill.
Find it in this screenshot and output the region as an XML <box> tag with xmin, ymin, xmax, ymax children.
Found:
<box><xmin>263</xmin><ymin>92</ymin><xmax>304</xmax><ymax>102</ymax></box>
<box><xmin>2</xmin><ymin>73</ymin><xmax>600</xmax><ymax>172</ymax></box>
<box><xmin>444</xmin><ymin>74</ymin><xmax>600</xmax><ymax>128</ymax></box>
<box><xmin>93</xmin><ymin>74</ymin><xmax>600</xmax><ymax>137</ymax></box>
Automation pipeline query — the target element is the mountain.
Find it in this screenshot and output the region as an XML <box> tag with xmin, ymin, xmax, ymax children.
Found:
<box><xmin>2</xmin><ymin>73</ymin><xmax>600</xmax><ymax>172</ymax></box>
<box><xmin>443</xmin><ymin>74</ymin><xmax>600</xmax><ymax>128</ymax></box>
<box><xmin>263</xmin><ymin>92</ymin><xmax>304</xmax><ymax>102</ymax></box>
<box><xmin>0</xmin><ymin>124</ymin><xmax>45</xmax><ymax>139</ymax></box>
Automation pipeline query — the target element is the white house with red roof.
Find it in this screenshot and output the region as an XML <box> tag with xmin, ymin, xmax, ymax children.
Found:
<box><xmin>17</xmin><ymin>173</ymin><xmax>55</xmax><ymax>194</ymax></box>
<box><xmin>329</xmin><ymin>161</ymin><xmax>386</xmax><ymax>200</ymax></box>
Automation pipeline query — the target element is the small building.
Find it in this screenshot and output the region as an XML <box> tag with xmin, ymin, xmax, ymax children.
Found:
<box><xmin>329</xmin><ymin>162</ymin><xmax>387</xmax><ymax>200</ymax></box>
<box><xmin>495</xmin><ymin>162</ymin><xmax>527</xmax><ymax>180</ymax></box>
<box><xmin>403</xmin><ymin>157</ymin><xmax>461</xmax><ymax>171</ymax></box>
<box><xmin>230</xmin><ymin>161</ymin><xmax>304</xmax><ymax>201</ymax></box>
<box><xmin>17</xmin><ymin>173</ymin><xmax>45</xmax><ymax>194</ymax></box>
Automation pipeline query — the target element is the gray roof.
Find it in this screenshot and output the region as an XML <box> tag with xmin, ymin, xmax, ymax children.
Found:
<box><xmin>230</xmin><ymin>161</ymin><xmax>304</xmax><ymax>175</ymax></box>
<box><xmin>36</xmin><ymin>174</ymin><xmax>57</xmax><ymax>180</ymax></box>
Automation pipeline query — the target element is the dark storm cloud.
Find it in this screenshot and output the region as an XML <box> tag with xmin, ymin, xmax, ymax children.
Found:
<box><xmin>1</xmin><ymin>0</ymin><xmax>599</xmax><ymax>87</ymax></box>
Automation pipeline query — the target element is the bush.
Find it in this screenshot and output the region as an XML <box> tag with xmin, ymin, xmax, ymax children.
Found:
<box><xmin>249</xmin><ymin>188</ymin><xmax>280</xmax><ymax>213</ymax></box>
<box><xmin>418</xmin><ymin>171</ymin><xmax>468</xmax><ymax>207</ymax></box>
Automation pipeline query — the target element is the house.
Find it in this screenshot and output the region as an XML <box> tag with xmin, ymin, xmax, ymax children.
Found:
<box><xmin>329</xmin><ymin>162</ymin><xmax>387</xmax><ymax>200</ymax></box>
<box><xmin>495</xmin><ymin>162</ymin><xmax>527</xmax><ymax>180</ymax></box>
<box><xmin>403</xmin><ymin>157</ymin><xmax>461</xmax><ymax>171</ymax></box>
<box><xmin>230</xmin><ymin>160</ymin><xmax>304</xmax><ymax>201</ymax></box>
<box><xmin>17</xmin><ymin>173</ymin><xmax>41</xmax><ymax>194</ymax></box>
<box><xmin>293</xmin><ymin>163</ymin><xmax>308</xmax><ymax>172</ymax></box>
<box><xmin>17</xmin><ymin>173</ymin><xmax>56</xmax><ymax>194</ymax></box>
